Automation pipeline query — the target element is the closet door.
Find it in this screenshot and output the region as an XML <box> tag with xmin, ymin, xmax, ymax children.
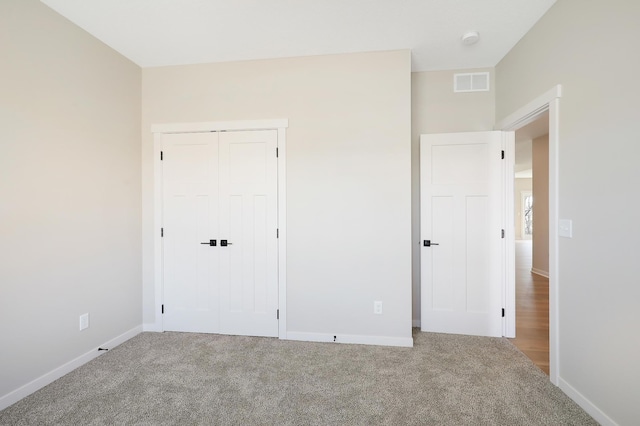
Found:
<box><xmin>219</xmin><ymin>130</ymin><xmax>279</xmax><ymax>337</ymax></box>
<box><xmin>162</xmin><ymin>132</ymin><xmax>220</xmax><ymax>333</ymax></box>
<box><xmin>161</xmin><ymin>129</ymin><xmax>279</xmax><ymax>337</ymax></box>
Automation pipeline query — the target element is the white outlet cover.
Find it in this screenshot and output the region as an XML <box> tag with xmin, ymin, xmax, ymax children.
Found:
<box><xmin>79</xmin><ymin>313</ymin><xmax>89</xmax><ymax>331</ymax></box>
<box><xmin>373</xmin><ymin>301</ymin><xmax>383</xmax><ymax>314</ymax></box>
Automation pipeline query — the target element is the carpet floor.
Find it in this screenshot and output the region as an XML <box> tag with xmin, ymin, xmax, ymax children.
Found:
<box><xmin>0</xmin><ymin>329</ymin><xmax>596</xmax><ymax>425</ymax></box>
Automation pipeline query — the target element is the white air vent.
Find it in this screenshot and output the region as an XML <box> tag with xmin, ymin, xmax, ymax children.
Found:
<box><xmin>454</xmin><ymin>72</ymin><xmax>490</xmax><ymax>93</ymax></box>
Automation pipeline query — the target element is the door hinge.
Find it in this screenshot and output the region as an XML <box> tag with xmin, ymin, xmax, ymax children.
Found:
<box><xmin>501</xmin><ymin>229</ymin><xmax>505</xmax><ymax>238</ymax></box>
<box><xmin>277</xmin><ymin>309</ymin><xmax>279</xmax><ymax>320</ymax></box>
<box><xmin>161</xmin><ymin>228</ymin><xmax>164</xmax><ymax>237</ymax></box>
<box><xmin>160</xmin><ymin>151</ymin><xmax>163</xmax><ymax>161</ymax></box>
<box><xmin>162</xmin><ymin>304</ymin><xmax>164</xmax><ymax>314</ymax></box>
<box><xmin>277</xmin><ymin>228</ymin><xmax>279</xmax><ymax>238</ymax></box>
<box><xmin>502</xmin><ymin>308</ymin><xmax>505</xmax><ymax>318</ymax></box>
<box><xmin>501</xmin><ymin>150</ymin><xmax>504</xmax><ymax>159</ymax></box>
<box><xmin>276</xmin><ymin>147</ymin><xmax>279</xmax><ymax>158</ymax></box>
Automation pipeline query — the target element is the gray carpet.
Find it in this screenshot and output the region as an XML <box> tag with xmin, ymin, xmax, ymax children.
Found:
<box><xmin>0</xmin><ymin>330</ymin><xmax>596</xmax><ymax>425</ymax></box>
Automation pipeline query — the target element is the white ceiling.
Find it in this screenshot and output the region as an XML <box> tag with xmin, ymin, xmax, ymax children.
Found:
<box><xmin>39</xmin><ymin>0</ymin><xmax>556</xmax><ymax>71</ymax></box>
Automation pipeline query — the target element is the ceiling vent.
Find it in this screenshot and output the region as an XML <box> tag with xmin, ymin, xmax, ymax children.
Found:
<box><xmin>454</xmin><ymin>72</ymin><xmax>490</xmax><ymax>93</ymax></box>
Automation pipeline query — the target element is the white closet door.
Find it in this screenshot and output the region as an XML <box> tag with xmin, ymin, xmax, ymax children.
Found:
<box><xmin>218</xmin><ymin>130</ymin><xmax>279</xmax><ymax>337</ymax></box>
<box><xmin>162</xmin><ymin>132</ymin><xmax>219</xmax><ymax>333</ymax></box>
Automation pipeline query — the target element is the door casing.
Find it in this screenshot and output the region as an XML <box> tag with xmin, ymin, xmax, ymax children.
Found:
<box><xmin>496</xmin><ymin>85</ymin><xmax>561</xmax><ymax>385</ymax></box>
<box><xmin>150</xmin><ymin>119</ymin><xmax>289</xmax><ymax>339</ymax></box>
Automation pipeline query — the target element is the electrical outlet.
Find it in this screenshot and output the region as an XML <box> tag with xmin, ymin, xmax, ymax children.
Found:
<box><xmin>79</xmin><ymin>313</ymin><xmax>89</xmax><ymax>331</ymax></box>
<box><xmin>374</xmin><ymin>301</ymin><xmax>383</xmax><ymax>315</ymax></box>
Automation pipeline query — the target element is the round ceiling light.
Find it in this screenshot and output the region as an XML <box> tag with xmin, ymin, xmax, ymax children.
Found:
<box><xmin>461</xmin><ymin>31</ymin><xmax>480</xmax><ymax>46</ymax></box>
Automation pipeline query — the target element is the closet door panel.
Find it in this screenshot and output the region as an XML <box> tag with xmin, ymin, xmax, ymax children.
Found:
<box><xmin>162</xmin><ymin>132</ymin><xmax>219</xmax><ymax>333</ymax></box>
<box><xmin>219</xmin><ymin>130</ymin><xmax>279</xmax><ymax>337</ymax></box>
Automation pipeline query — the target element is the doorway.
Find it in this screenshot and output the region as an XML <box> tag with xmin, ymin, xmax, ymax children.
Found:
<box><xmin>510</xmin><ymin>114</ymin><xmax>550</xmax><ymax>373</ymax></box>
<box><xmin>496</xmin><ymin>85</ymin><xmax>561</xmax><ymax>384</ymax></box>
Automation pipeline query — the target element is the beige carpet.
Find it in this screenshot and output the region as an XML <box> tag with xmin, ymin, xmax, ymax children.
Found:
<box><xmin>0</xmin><ymin>329</ymin><xmax>596</xmax><ymax>425</ymax></box>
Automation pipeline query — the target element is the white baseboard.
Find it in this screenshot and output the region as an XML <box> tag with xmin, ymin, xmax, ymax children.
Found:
<box><xmin>412</xmin><ymin>319</ymin><xmax>421</xmax><ymax>327</ymax></box>
<box><xmin>531</xmin><ymin>267</ymin><xmax>549</xmax><ymax>278</ymax></box>
<box><xmin>0</xmin><ymin>325</ymin><xmax>142</xmax><ymax>411</ymax></box>
<box><xmin>558</xmin><ymin>377</ymin><xmax>618</xmax><ymax>426</ymax></box>
<box><xmin>286</xmin><ymin>331</ymin><xmax>413</xmax><ymax>348</ymax></box>
<box><xmin>143</xmin><ymin>322</ymin><xmax>162</xmax><ymax>332</ymax></box>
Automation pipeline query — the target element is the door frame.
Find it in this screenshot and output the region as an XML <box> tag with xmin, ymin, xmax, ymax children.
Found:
<box><xmin>151</xmin><ymin>119</ymin><xmax>289</xmax><ymax>339</ymax></box>
<box><xmin>496</xmin><ymin>85</ymin><xmax>561</xmax><ymax>385</ymax></box>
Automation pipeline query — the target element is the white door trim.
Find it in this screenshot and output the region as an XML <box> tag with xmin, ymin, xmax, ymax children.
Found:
<box><xmin>151</xmin><ymin>119</ymin><xmax>289</xmax><ymax>134</ymax></box>
<box><xmin>502</xmin><ymin>131</ymin><xmax>515</xmax><ymax>338</ymax></box>
<box><xmin>151</xmin><ymin>119</ymin><xmax>288</xmax><ymax>339</ymax></box>
<box><xmin>496</xmin><ymin>85</ymin><xmax>561</xmax><ymax>385</ymax></box>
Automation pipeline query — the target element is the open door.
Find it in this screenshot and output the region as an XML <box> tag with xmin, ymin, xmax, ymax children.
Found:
<box><xmin>420</xmin><ymin>131</ymin><xmax>512</xmax><ymax>337</ymax></box>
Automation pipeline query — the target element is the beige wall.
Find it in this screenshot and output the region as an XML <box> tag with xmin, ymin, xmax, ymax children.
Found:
<box><xmin>0</xmin><ymin>0</ymin><xmax>141</xmax><ymax>401</ymax></box>
<box><xmin>532</xmin><ymin>135</ymin><xmax>549</xmax><ymax>275</ymax></box>
<box><xmin>496</xmin><ymin>0</ymin><xmax>640</xmax><ymax>423</ymax></box>
<box><xmin>514</xmin><ymin>178</ymin><xmax>533</xmax><ymax>240</ymax></box>
<box><xmin>142</xmin><ymin>51</ymin><xmax>412</xmax><ymax>340</ymax></box>
<box><xmin>411</xmin><ymin>69</ymin><xmax>495</xmax><ymax>325</ymax></box>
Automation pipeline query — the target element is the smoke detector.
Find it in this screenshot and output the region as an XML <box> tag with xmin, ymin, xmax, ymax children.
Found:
<box><xmin>461</xmin><ymin>31</ymin><xmax>480</xmax><ymax>46</ymax></box>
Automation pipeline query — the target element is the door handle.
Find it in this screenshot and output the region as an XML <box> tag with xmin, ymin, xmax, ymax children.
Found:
<box><xmin>220</xmin><ymin>240</ymin><xmax>233</xmax><ymax>246</ymax></box>
<box><xmin>423</xmin><ymin>240</ymin><xmax>439</xmax><ymax>247</ymax></box>
<box><xmin>200</xmin><ymin>240</ymin><xmax>217</xmax><ymax>246</ymax></box>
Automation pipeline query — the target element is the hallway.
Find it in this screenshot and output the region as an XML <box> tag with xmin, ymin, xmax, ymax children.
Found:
<box><xmin>509</xmin><ymin>240</ymin><xmax>549</xmax><ymax>374</ymax></box>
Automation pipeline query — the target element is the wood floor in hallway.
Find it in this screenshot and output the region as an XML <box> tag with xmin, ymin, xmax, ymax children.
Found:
<box><xmin>509</xmin><ymin>240</ymin><xmax>549</xmax><ymax>375</ymax></box>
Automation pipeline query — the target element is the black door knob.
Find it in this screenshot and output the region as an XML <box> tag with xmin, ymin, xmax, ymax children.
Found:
<box><xmin>200</xmin><ymin>239</ymin><xmax>217</xmax><ymax>246</ymax></box>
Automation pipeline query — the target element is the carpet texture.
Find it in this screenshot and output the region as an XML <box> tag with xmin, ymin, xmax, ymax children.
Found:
<box><xmin>0</xmin><ymin>330</ymin><xmax>596</xmax><ymax>425</ymax></box>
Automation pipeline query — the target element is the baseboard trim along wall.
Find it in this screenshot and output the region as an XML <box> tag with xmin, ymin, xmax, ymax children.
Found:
<box><xmin>143</xmin><ymin>322</ymin><xmax>415</xmax><ymax>348</ymax></box>
<box><xmin>286</xmin><ymin>332</ymin><xmax>414</xmax><ymax>348</ymax></box>
<box><xmin>531</xmin><ymin>268</ymin><xmax>550</xmax><ymax>278</ymax></box>
<box><xmin>558</xmin><ymin>378</ymin><xmax>618</xmax><ymax>426</ymax></box>
<box><xmin>0</xmin><ymin>325</ymin><xmax>142</xmax><ymax>411</ymax></box>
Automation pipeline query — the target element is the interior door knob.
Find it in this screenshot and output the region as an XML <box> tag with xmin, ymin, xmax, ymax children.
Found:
<box><xmin>220</xmin><ymin>240</ymin><xmax>233</xmax><ymax>246</ymax></box>
<box><xmin>200</xmin><ymin>239</ymin><xmax>217</xmax><ymax>246</ymax></box>
<box><xmin>423</xmin><ymin>240</ymin><xmax>439</xmax><ymax>247</ymax></box>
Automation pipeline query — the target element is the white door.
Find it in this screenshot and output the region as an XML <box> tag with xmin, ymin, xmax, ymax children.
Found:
<box><xmin>219</xmin><ymin>130</ymin><xmax>279</xmax><ymax>337</ymax></box>
<box><xmin>420</xmin><ymin>131</ymin><xmax>504</xmax><ymax>337</ymax></box>
<box><xmin>162</xmin><ymin>132</ymin><xmax>219</xmax><ymax>333</ymax></box>
<box><xmin>162</xmin><ymin>130</ymin><xmax>278</xmax><ymax>337</ymax></box>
